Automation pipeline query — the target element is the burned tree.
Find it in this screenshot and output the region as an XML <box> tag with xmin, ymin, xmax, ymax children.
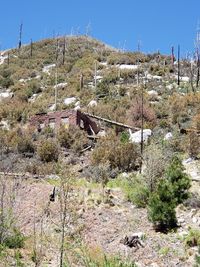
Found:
<box><xmin>177</xmin><ymin>45</ymin><xmax>180</xmax><ymax>85</ymax></box>
<box><xmin>30</xmin><ymin>39</ymin><xmax>33</xmax><ymax>58</ymax></box>
<box><xmin>18</xmin><ymin>22</ymin><xmax>23</xmax><ymax>50</ymax></box>
<box><xmin>62</xmin><ymin>37</ymin><xmax>66</xmax><ymax>65</ymax></box>
<box><xmin>80</xmin><ymin>73</ymin><xmax>84</xmax><ymax>90</ymax></box>
<box><xmin>171</xmin><ymin>46</ymin><xmax>175</xmax><ymax>65</ymax></box>
<box><xmin>196</xmin><ymin>49</ymin><xmax>200</xmax><ymax>89</ymax></box>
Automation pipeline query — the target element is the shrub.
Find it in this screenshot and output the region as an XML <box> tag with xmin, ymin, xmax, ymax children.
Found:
<box><xmin>188</xmin><ymin>132</ymin><xmax>200</xmax><ymax>158</ymax></box>
<box><xmin>58</xmin><ymin>125</ymin><xmax>88</xmax><ymax>153</ymax></box>
<box><xmin>127</xmin><ymin>98</ymin><xmax>157</xmax><ymax>128</ymax></box>
<box><xmin>4</xmin><ymin>228</ymin><xmax>25</xmax><ymax>249</ymax></box>
<box><xmin>107</xmin><ymin>175</ymin><xmax>149</xmax><ymax>208</ymax></box>
<box><xmin>37</xmin><ymin>139</ymin><xmax>59</xmax><ymax>162</ymax></box>
<box><xmin>194</xmin><ymin>246</ymin><xmax>200</xmax><ymax>266</ymax></box>
<box><xmin>148</xmin><ymin>156</ymin><xmax>191</xmax><ymax>231</ymax></box>
<box><xmin>165</xmin><ymin>156</ymin><xmax>191</xmax><ymax>204</ymax></box>
<box><xmin>148</xmin><ymin>179</ymin><xmax>177</xmax><ymax>231</ymax></box>
<box><xmin>92</xmin><ymin>132</ymin><xmax>140</xmax><ymax>171</ymax></box>
<box><xmin>184</xmin><ymin>193</ymin><xmax>200</xmax><ymax>209</ymax></box>
<box><xmin>184</xmin><ymin>229</ymin><xmax>200</xmax><ymax>247</ymax></box>
<box><xmin>17</xmin><ymin>136</ymin><xmax>35</xmax><ymax>154</ymax></box>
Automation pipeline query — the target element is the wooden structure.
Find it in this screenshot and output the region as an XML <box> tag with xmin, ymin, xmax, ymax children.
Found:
<box><xmin>29</xmin><ymin>110</ymin><xmax>100</xmax><ymax>135</ymax></box>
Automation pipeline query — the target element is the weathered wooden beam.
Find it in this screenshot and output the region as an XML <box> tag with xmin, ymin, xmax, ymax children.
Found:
<box><xmin>83</xmin><ymin>112</ymin><xmax>140</xmax><ymax>131</ymax></box>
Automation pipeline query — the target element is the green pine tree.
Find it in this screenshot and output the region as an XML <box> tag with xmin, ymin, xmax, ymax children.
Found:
<box><xmin>148</xmin><ymin>179</ymin><xmax>177</xmax><ymax>231</ymax></box>
<box><xmin>148</xmin><ymin>155</ymin><xmax>191</xmax><ymax>231</ymax></box>
<box><xmin>165</xmin><ymin>156</ymin><xmax>191</xmax><ymax>204</ymax></box>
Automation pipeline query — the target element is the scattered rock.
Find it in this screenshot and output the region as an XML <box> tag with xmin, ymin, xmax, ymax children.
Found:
<box><xmin>63</xmin><ymin>97</ymin><xmax>76</xmax><ymax>106</ymax></box>
<box><xmin>88</xmin><ymin>100</ymin><xmax>97</xmax><ymax>107</ymax></box>
<box><xmin>164</xmin><ymin>132</ymin><xmax>173</xmax><ymax>140</ymax></box>
<box><xmin>42</xmin><ymin>64</ymin><xmax>56</xmax><ymax>74</ymax></box>
<box><xmin>129</xmin><ymin>129</ymin><xmax>152</xmax><ymax>143</ymax></box>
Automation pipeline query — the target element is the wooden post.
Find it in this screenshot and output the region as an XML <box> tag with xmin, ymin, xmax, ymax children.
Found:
<box><xmin>177</xmin><ymin>45</ymin><xmax>180</xmax><ymax>85</ymax></box>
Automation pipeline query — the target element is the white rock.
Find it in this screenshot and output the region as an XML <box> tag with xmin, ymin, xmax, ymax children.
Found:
<box><xmin>192</xmin><ymin>217</ymin><xmax>198</xmax><ymax>224</ymax></box>
<box><xmin>0</xmin><ymin>90</ymin><xmax>13</xmax><ymax>100</ymax></box>
<box><xmin>132</xmin><ymin>232</ymin><xmax>145</xmax><ymax>239</ymax></box>
<box><xmin>48</xmin><ymin>104</ymin><xmax>56</xmax><ymax>111</ymax></box>
<box><xmin>164</xmin><ymin>132</ymin><xmax>173</xmax><ymax>140</ymax></box>
<box><xmin>63</xmin><ymin>97</ymin><xmax>76</xmax><ymax>106</ymax></box>
<box><xmin>75</xmin><ymin>101</ymin><xmax>80</xmax><ymax>107</ymax></box>
<box><xmin>94</xmin><ymin>75</ymin><xmax>103</xmax><ymax>81</ymax></box>
<box><xmin>121</xmin><ymin>172</ymin><xmax>129</xmax><ymax>178</ymax></box>
<box><xmin>42</xmin><ymin>64</ymin><xmax>56</xmax><ymax>74</ymax></box>
<box><xmin>88</xmin><ymin>100</ymin><xmax>97</xmax><ymax>107</ymax></box>
<box><xmin>147</xmin><ymin>90</ymin><xmax>158</xmax><ymax>96</ymax></box>
<box><xmin>166</xmin><ymin>84</ymin><xmax>173</xmax><ymax>90</ymax></box>
<box><xmin>174</xmin><ymin>75</ymin><xmax>190</xmax><ymax>82</ymax></box>
<box><xmin>178</xmin><ymin>218</ymin><xmax>185</xmax><ymax>224</ymax></box>
<box><xmin>0</xmin><ymin>54</ymin><xmax>8</xmax><ymax>65</ymax></box>
<box><xmin>97</xmin><ymin>130</ymin><xmax>106</xmax><ymax>137</ymax></box>
<box><xmin>118</xmin><ymin>64</ymin><xmax>138</xmax><ymax>70</ymax></box>
<box><xmin>153</xmin><ymin>75</ymin><xmax>162</xmax><ymax>80</ymax></box>
<box><xmin>129</xmin><ymin>129</ymin><xmax>152</xmax><ymax>143</ymax></box>
<box><xmin>99</xmin><ymin>62</ymin><xmax>107</xmax><ymax>66</ymax></box>
<box><xmin>28</xmin><ymin>93</ymin><xmax>38</xmax><ymax>103</ymax></box>
<box><xmin>0</xmin><ymin>120</ymin><xmax>10</xmax><ymax>130</ymax></box>
<box><xmin>74</xmin><ymin>105</ymin><xmax>81</xmax><ymax>111</ymax></box>
<box><xmin>182</xmin><ymin>157</ymin><xmax>194</xmax><ymax>164</ymax></box>
<box><xmin>178</xmin><ymin>230</ymin><xmax>188</xmax><ymax>237</ymax></box>
<box><xmin>146</xmin><ymin>74</ymin><xmax>162</xmax><ymax>80</ymax></box>
<box><xmin>54</xmin><ymin>82</ymin><xmax>68</xmax><ymax>89</ymax></box>
<box><xmin>181</xmin><ymin>76</ymin><xmax>190</xmax><ymax>82</ymax></box>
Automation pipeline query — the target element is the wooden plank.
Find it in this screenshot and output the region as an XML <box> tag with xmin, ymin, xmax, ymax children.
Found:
<box><xmin>83</xmin><ymin>112</ymin><xmax>140</xmax><ymax>131</ymax></box>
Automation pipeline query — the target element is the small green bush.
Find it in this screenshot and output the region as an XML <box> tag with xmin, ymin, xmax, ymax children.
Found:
<box><xmin>108</xmin><ymin>175</ymin><xmax>149</xmax><ymax>208</ymax></box>
<box><xmin>148</xmin><ymin>156</ymin><xmax>191</xmax><ymax>231</ymax></box>
<box><xmin>165</xmin><ymin>156</ymin><xmax>191</xmax><ymax>204</ymax></box>
<box><xmin>37</xmin><ymin>139</ymin><xmax>59</xmax><ymax>162</ymax></box>
<box><xmin>184</xmin><ymin>229</ymin><xmax>200</xmax><ymax>247</ymax></box>
<box><xmin>4</xmin><ymin>228</ymin><xmax>25</xmax><ymax>249</ymax></box>
<box><xmin>17</xmin><ymin>136</ymin><xmax>35</xmax><ymax>154</ymax></box>
<box><xmin>148</xmin><ymin>179</ymin><xmax>177</xmax><ymax>231</ymax></box>
<box><xmin>92</xmin><ymin>132</ymin><xmax>140</xmax><ymax>172</ymax></box>
<box><xmin>58</xmin><ymin>125</ymin><xmax>88</xmax><ymax>153</ymax></box>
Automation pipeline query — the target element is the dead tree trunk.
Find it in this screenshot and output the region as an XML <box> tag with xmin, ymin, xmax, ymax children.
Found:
<box><xmin>55</xmin><ymin>38</ymin><xmax>59</xmax><ymax>63</ymax></box>
<box><xmin>177</xmin><ymin>45</ymin><xmax>180</xmax><ymax>85</ymax></box>
<box><xmin>94</xmin><ymin>61</ymin><xmax>97</xmax><ymax>90</ymax></box>
<box><xmin>30</xmin><ymin>39</ymin><xmax>33</xmax><ymax>58</ymax></box>
<box><xmin>7</xmin><ymin>52</ymin><xmax>10</xmax><ymax>65</ymax></box>
<box><xmin>140</xmin><ymin>84</ymin><xmax>144</xmax><ymax>173</ymax></box>
<box><xmin>196</xmin><ymin>49</ymin><xmax>200</xmax><ymax>89</ymax></box>
<box><xmin>18</xmin><ymin>23</ymin><xmax>23</xmax><ymax>50</ymax></box>
<box><xmin>190</xmin><ymin>61</ymin><xmax>195</xmax><ymax>93</ymax></box>
<box><xmin>171</xmin><ymin>46</ymin><xmax>175</xmax><ymax>65</ymax></box>
<box><xmin>62</xmin><ymin>37</ymin><xmax>66</xmax><ymax>65</ymax></box>
<box><xmin>80</xmin><ymin>73</ymin><xmax>83</xmax><ymax>90</ymax></box>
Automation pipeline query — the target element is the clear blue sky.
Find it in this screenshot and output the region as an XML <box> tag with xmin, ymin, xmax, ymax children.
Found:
<box><xmin>0</xmin><ymin>0</ymin><xmax>200</xmax><ymax>55</ymax></box>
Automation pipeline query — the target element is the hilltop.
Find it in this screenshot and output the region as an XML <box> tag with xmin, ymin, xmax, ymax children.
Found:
<box><xmin>0</xmin><ymin>35</ymin><xmax>200</xmax><ymax>267</ymax></box>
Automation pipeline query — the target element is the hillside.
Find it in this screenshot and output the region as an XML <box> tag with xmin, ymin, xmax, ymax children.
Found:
<box><xmin>0</xmin><ymin>35</ymin><xmax>200</xmax><ymax>267</ymax></box>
